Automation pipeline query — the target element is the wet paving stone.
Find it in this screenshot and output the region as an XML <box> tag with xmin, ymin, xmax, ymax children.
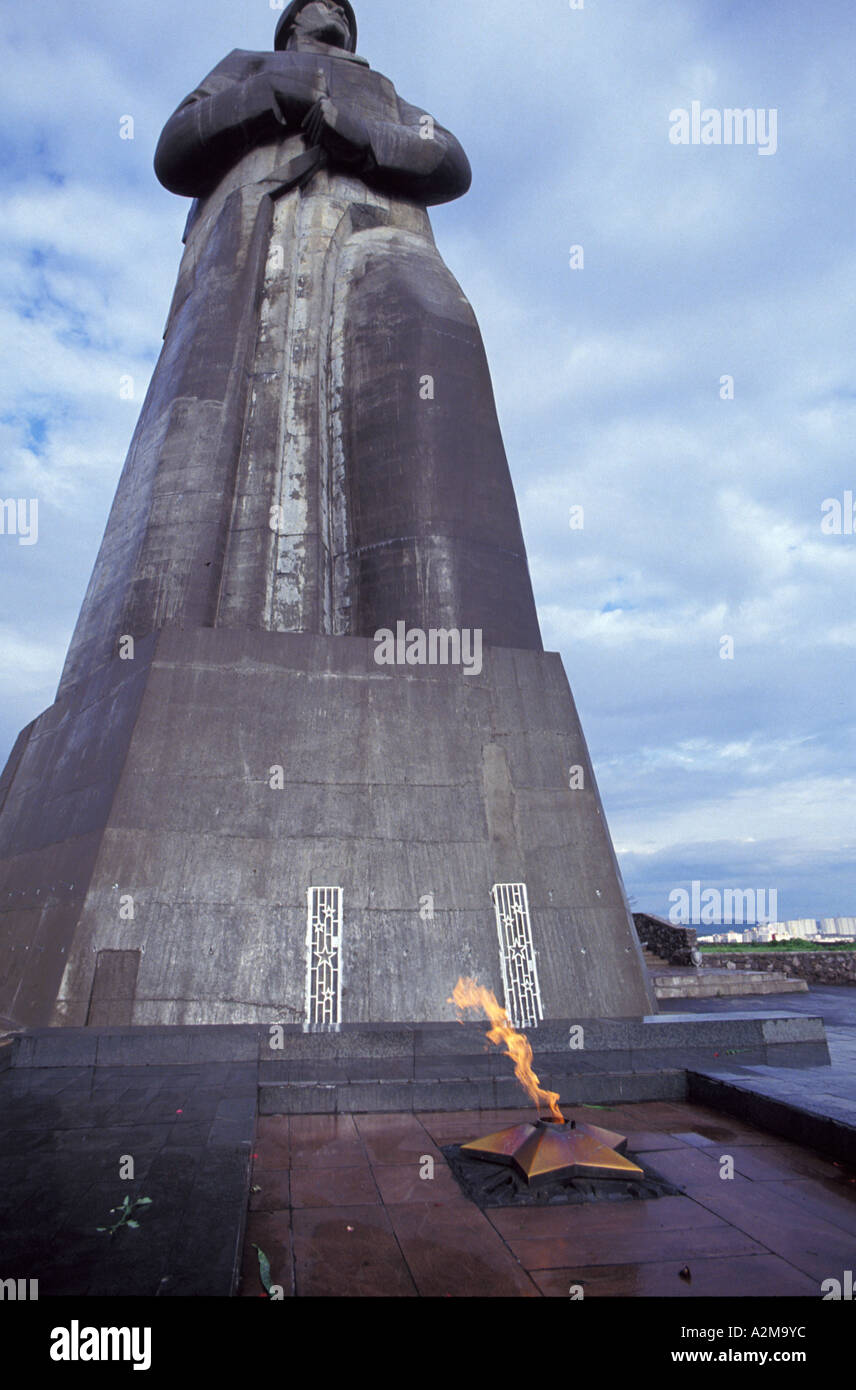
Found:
<box><xmin>0</xmin><ymin>1062</ymin><xmax>256</xmax><ymax>1296</ymax></box>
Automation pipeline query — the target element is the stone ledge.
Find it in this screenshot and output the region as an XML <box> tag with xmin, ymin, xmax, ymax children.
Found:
<box><xmin>9</xmin><ymin>1013</ymin><xmax>829</xmax><ymax>1067</ymax></box>
<box><xmin>688</xmin><ymin>1069</ymin><xmax>856</xmax><ymax>1168</ymax></box>
<box><xmin>654</xmin><ymin>977</ymin><xmax>808</xmax><ymax>999</ymax></box>
<box><xmin>258</xmin><ymin>1069</ymin><xmax>688</xmax><ymax>1114</ymax></box>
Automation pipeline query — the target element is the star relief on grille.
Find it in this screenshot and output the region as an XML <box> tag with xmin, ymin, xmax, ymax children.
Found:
<box><xmin>491</xmin><ymin>883</ymin><xmax>543</xmax><ymax>1029</ymax></box>
<box><xmin>305</xmin><ymin>886</ymin><xmax>342</xmax><ymax>1028</ymax></box>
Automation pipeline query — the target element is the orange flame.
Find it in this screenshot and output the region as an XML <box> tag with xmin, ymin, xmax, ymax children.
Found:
<box><xmin>449</xmin><ymin>976</ymin><xmax>564</xmax><ymax>1123</ymax></box>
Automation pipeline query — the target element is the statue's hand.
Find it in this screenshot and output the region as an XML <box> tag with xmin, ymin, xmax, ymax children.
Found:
<box><xmin>301</xmin><ymin>96</ymin><xmax>371</xmax><ymax>166</ymax></box>
<box><xmin>248</xmin><ymin>72</ymin><xmax>320</xmax><ymax>126</ymax></box>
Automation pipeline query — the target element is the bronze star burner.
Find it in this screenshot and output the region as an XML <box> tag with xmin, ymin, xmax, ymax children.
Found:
<box><xmin>461</xmin><ymin>1116</ymin><xmax>644</xmax><ymax>1187</ymax></box>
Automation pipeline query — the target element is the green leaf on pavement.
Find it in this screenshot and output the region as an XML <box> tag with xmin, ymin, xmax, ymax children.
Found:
<box><xmin>254</xmin><ymin>1244</ymin><xmax>272</xmax><ymax>1294</ymax></box>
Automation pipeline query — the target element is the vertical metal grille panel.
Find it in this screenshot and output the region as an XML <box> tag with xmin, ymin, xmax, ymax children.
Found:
<box><xmin>305</xmin><ymin>887</ymin><xmax>342</xmax><ymax>1028</ymax></box>
<box><xmin>491</xmin><ymin>883</ymin><xmax>543</xmax><ymax>1029</ymax></box>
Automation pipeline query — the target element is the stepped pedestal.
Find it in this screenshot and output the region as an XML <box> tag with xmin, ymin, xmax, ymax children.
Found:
<box><xmin>0</xmin><ymin>627</ymin><xmax>654</xmax><ymax>1027</ymax></box>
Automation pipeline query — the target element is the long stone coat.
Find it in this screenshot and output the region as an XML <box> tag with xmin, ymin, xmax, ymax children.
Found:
<box><xmin>58</xmin><ymin>43</ymin><xmax>542</xmax><ymax>698</ymax></box>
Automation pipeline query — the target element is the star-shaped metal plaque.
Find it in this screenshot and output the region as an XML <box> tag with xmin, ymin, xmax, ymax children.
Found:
<box><xmin>461</xmin><ymin>1118</ymin><xmax>644</xmax><ymax>1186</ymax></box>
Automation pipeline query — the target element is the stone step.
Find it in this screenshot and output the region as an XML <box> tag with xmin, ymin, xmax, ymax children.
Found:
<box><xmin>654</xmin><ymin>970</ymin><xmax>790</xmax><ymax>983</ymax></box>
<box><xmin>8</xmin><ymin>1015</ymin><xmax>827</xmax><ymax>1093</ymax></box>
<box><xmin>259</xmin><ymin>1068</ymin><xmax>687</xmax><ymax>1115</ymax></box>
<box><xmin>257</xmin><ymin>1052</ymin><xmax>701</xmax><ymax>1085</ymax></box>
<box><xmin>256</xmin><ymin>1009</ymin><xmax>828</xmax><ymax>1113</ymax></box>
<box><xmin>689</xmin><ymin>1070</ymin><xmax>856</xmax><ymax>1170</ymax></box>
<box><xmin>654</xmin><ymin>977</ymin><xmax>806</xmax><ymax>990</ymax></box>
<box><xmin>0</xmin><ymin>1037</ymin><xmax>15</xmax><ymax>1073</ymax></box>
<box><xmin>653</xmin><ymin>972</ymin><xmax>807</xmax><ymax>1000</ymax></box>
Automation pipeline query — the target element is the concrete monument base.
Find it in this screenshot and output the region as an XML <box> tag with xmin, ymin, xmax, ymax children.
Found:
<box><xmin>0</xmin><ymin>627</ymin><xmax>654</xmax><ymax>1026</ymax></box>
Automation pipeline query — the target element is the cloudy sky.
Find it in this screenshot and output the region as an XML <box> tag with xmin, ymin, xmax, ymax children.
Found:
<box><xmin>1</xmin><ymin>0</ymin><xmax>854</xmax><ymax>923</ymax></box>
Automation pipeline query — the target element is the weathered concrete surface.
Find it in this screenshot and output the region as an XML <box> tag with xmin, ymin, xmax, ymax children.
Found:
<box><xmin>0</xmin><ymin>637</ymin><xmax>157</xmax><ymax>1025</ymax></box>
<box><xmin>0</xmin><ymin>629</ymin><xmax>654</xmax><ymax>1026</ymax></box>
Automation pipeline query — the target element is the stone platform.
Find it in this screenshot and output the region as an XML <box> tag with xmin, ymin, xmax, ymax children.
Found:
<box><xmin>0</xmin><ymin>1002</ymin><xmax>847</xmax><ymax>1297</ymax></box>
<box><xmin>669</xmin><ymin>987</ymin><xmax>856</xmax><ymax>1168</ymax></box>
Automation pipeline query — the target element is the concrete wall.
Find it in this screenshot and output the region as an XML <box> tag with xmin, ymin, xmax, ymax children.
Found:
<box><xmin>0</xmin><ymin>627</ymin><xmax>655</xmax><ymax>1026</ymax></box>
<box><xmin>0</xmin><ymin>639</ymin><xmax>156</xmax><ymax>1023</ymax></box>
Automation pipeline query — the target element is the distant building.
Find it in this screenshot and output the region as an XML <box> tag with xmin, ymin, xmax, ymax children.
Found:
<box><xmin>698</xmin><ymin>918</ymin><xmax>856</xmax><ymax>945</ymax></box>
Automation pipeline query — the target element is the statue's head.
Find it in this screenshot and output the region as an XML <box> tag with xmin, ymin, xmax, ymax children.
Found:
<box><xmin>274</xmin><ymin>0</ymin><xmax>358</xmax><ymax>54</ymax></box>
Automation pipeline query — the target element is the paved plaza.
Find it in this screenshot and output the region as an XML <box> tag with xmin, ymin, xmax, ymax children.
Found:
<box><xmin>2</xmin><ymin>986</ymin><xmax>855</xmax><ymax>1298</ymax></box>
<box><xmin>240</xmin><ymin>1098</ymin><xmax>855</xmax><ymax>1298</ymax></box>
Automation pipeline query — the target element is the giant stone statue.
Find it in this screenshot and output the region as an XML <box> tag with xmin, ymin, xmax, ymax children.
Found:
<box><xmin>60</xmin><ymin>0</ymin><xmax>542</xmax><ymax>693</ymax></box>
<box><xmin>0</xmin><ymin>2</ymin><xmax>654</xmax><ymax>1028</ymax></box>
